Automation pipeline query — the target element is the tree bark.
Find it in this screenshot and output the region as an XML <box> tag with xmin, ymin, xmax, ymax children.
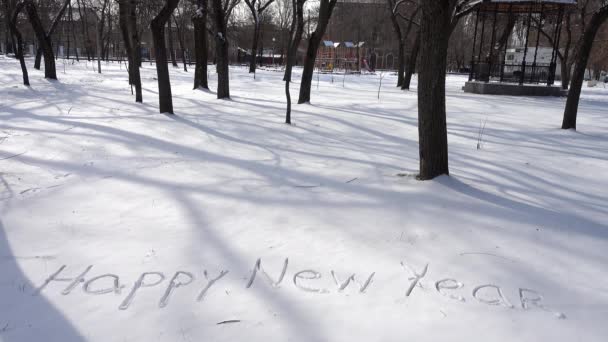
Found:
<box><xmin>9</xmin><ymin>2</ymin><xmax>29</xmax><ymax>86</ymax></box>
<box><xmin>151</xmin><ymin>0</ymin><xmax>181</xmax><ymax>114</ymax></box>
<box><xmin>168</xmin><ymin>17</ymin><xmax>178</xmax><ymax>67</ymax></box>
<box><xmin>193</xmin><ymin>0</ymin><xmax>209</xmax><ymax>89</ymax></box>
<box><xmin>33</xmin><ymin>0</ymin><xmax>69</xmax><ymax>70</ymax></box>
<box><xmin>562</xmin><ymin>6</ymin><xmax>608</xmax><ymax>130</ymax></box>
<box><xmin>24</xmin><ymin>0</ymin><xmax>56</xmax><ymax>79</ymax></box>
<box><xmin>212</xmin><ymin>0</ymin><xmax>230</xmax><ymax>99</ymax></box>
<box><xmin>297</xmin><ymin>0</ymin><xmax>338</xmax><ymax>104</ymax></box>
<box><xmin>249</xmin><ymin>20</ymin><xmax>261</xmax><ymax>73</ymax></box>
<box><xmin>119</xmin><ymin>0</ymin><xmax>142</xmax><ymax>102</ymax></box>
<box><xmin>402</xmin><ymin>29</ymin><xmax>420</xmax><ymax>90</ymax></box>
<box><xmin>284</xmin><ymin>0</ymin><xmax>305</xmax><ymax>124</ymax></box>
<box><xmin>417</xmin><ymin>0</ymin><xmax>453</xmax><ymax>180</ymax></box>
<box><xmin>173</xmin><ymin>15</ymin><xmax>188</xmax><ymax>71</ymax></box>
<box><xmin>76</xmin><ymin>0</ymin><xmax>91</xmax><ymax>61</ymax></box>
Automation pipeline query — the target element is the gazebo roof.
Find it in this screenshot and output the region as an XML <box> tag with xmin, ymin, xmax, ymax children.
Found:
<box><xmin>468</xmin><ymin>0</ymin><xmax>577</xmax><ymax>13</ymax></box>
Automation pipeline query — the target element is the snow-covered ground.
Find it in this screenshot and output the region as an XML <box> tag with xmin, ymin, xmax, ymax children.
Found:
<box><xmin>1</xmin><ymin>56</ymin><xmax>607</xmax><ymax>342</ymax></box>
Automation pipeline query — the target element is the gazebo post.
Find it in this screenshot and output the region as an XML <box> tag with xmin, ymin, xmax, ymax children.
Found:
<box><xmin>500</xmin><ymin>4</ymin><xmax>513</xmax><ymax>83</ymax></box>
<box><xmin>477</xmin><ymin>10</ymin><xmax>487</xmax><ymax>67</ymax></box>
<box><xmin>487</xmin><ymin>4</ymin><xmax>499</xmax><ymax>83</ymax></box>
<box><xmin>531</xmin><ymin>4</ymin><xmax>545</xmax><ymax>84</ymax></box>
<box><xmin>520</xmin><ymin>3</ymin><xmax>534</xmax><ymax>85</ymax></box>
<box><xmin>548</xmin><ymin>5</ymin><xmax>564</xmax><ymax>86</ymax></box>
<box><xmin>469</xmin><ymin>7</ymin><xmax>481</xmax><ymax>81</ymax></box>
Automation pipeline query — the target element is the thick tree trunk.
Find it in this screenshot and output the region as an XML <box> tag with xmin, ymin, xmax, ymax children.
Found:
<box><xmin>128</xmin><ymin>0</ymin><xmax>141</xmax><ymax>68</ymax></box>
<box><xmin>562</xmin><ymin>7</ymin><xmax>608</xmax><ymax>130</ymax></box>
<box><xmin>151</xmin><ymin>0</ymin><xmax>181</xmax><ymax>113</ymax></box>
<box><xmin>249</xmin><ymin>21</ymin><xmax>260</xmax><ymax>73</ymax></box>
<box><xmin>25</xmin><ymin>1</ymin><xmax>56</xmax><ymax>79</ymax></box>
<box><xmin>9</xmin><ymin>2</ymin><xmax>29</xmax><ymax>86</ymax></box>
<box><xmin>119</xmin><ymin>0</ymin><xmax>142</xmax><ymax>102</ymax></box>
<box><xmin>33</xmin><ymin>0</ymin><xmax>69</xmax><ymax>70</ymax></box>
<box><xmin>212</xmin><ymin>0</ymin><xmax>230</xmax><ymax>99</ymax></box>
<box><xmin>297</xmin><ymin>0</ymin><xmax>337</xmax><ymax>104</ymax></box>
<box><xmin>168</xmin><ymin>18</ymin><xmax>178</xmax><ymax>67</ymax></box>
<box><xmin>417</xmin><ymin>1</ymin><xmax>452</xmax><ymax>180</ymax></box>
<box><xmin>193</xmin><ymin>0</ymin><xmax>208</xmax><ymax>89</ymax></box>
<box><xmin>402</xmin><ymin>30</ymin><xmax>420</xmax><ymax>90</ymax></box>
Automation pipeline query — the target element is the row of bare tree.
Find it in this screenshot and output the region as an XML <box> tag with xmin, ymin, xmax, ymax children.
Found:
<box><xmin>2</xmin><ymin>0</ymin><xmax>608</xmax><ymax>181</ymax></box>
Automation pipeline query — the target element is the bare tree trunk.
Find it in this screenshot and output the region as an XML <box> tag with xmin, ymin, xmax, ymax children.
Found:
<box><xmin>33</xmin><ymin>0</ymin><xmax>69</xmax><ymax>70</ymax></box>
<box><xmin>119</xmin><ymin>0</ymin><xmax>142</xmax><ymax>102</ymax></box>
<box><xmin>168</xmin><ymin>17</ymin><xmax>178</xmax><ymax>67</ymax></box>
<box><xmin>151</xmin><ymin>0</ymin><xmax>181</xmax><ymax>114</ymax></box>
<box><xmin>212</xmin><ymin>0</ymin><xmax>230</xmax><ymax>99</ymax></box>
<box><xmin>562</xmin><ymin>7</ymin><xmax>608</xmax><ymax>130</ymax></box>
<box><xmin>284</xmin><ymin>0</ymin><xmax>305</xmax><ymax>124</ymax></box>
<box><xmin>193</xmin><ymin>0</ymin><xmax>209</xmax><ymax>89</ymax></box>
<box><xmin>25</xmin><ymin>0</ymin><xmax>56</xmax><ymax>79</ymax></box>
<box><xmin>297</xmin><ymin>0</ymin><xmax>337</xmax><ymax>104</ymax></box>
<box><xmin>76</xmin><ymin>0</ymin><xmax>91</xmax><ymax>61</ymax></box>
<box><xmin>9</xmin><ymin>2</ymin><xmax>29</xmax><ymax>85</ymax></box>
<box><xmin>417</xmin><ymin>0</ymin><xmax>453</xmax><ymax>180</ymax></box>
<box><xmin>249</xmin><ymin>21</ymin><xmax>261</xmax><ymax>73</ymax></box>
<box><xmin>402</xmin><ymin>30</ymin><xmax>420</xmax><ymax>90</ymax></box>
<box><xmin>128</xmin><ymin>0</ymin><xmax>141</xmax><ymax>68</ymax></box>
<box><xmin>173</xmin><ymin>15</ymin><xmax>187</xmax><ymax>71</ymax></box>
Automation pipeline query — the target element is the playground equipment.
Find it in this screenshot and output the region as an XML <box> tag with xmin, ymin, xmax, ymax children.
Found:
<box><xmin>315</xmin><ymin>41</ymin><xmax>366</xmax><ymax>73</ymax></box>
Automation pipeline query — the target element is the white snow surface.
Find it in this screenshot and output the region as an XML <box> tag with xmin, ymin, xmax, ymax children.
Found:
<box><xmin>1</xmin><ymin>57</ymin><xmax>607</xmax><ymax>342</ymax></box>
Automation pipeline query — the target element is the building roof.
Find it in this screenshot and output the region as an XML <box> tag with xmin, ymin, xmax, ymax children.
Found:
<box><xmin>466</xmin><ymin>0</ymin><xmax>577</xmax><ymax>13</ymax></box>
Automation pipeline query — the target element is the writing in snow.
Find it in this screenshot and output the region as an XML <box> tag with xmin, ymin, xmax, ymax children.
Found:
<box><xmin>32</xmin><ymin>258</ymin><xmax>566</xmax><ymax>319</ymax></box>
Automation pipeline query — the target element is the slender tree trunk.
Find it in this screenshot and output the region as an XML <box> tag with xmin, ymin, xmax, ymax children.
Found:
<box><xmin>151</xmin><ymin>0</ymin><xmax>181</xmax><ymax>113</ymax></box>
<box><xmin>249</xmin><ymin>20</ymin><xmax>261</xmax><ymax>73</ymax></box>
<box><xmin>168</xmin><ymin>18</ymin><xmax>178</xmax><ymax>67</ymax></box>
<box><xmin>9</xmin><ymin>2</ymin><xmax>29</xmax><ymax>85</ymax></box>
<box><xmin>212</xmin><ymin>0</ymin><xmax>230</xmax><ymax>99</ymax></box>
<box><xmin>96</xmin><ymin>19</ymin><xmax>102</xmax><ymax>73</ymax></box>
<box><xmin>76</xmin><ymin>0</ymin><xmax>91</xmax><ymax>61</ymax></box>
<box><xmin>402</xmin><ymin>30</ymin><xmax>420</xmax><ymax>90</ymax></box>
<box><xmin>562</xmin><ymin>7</ymin><xmax>608</xmax><ymax>130</ymax></box>
<box><xmin>285</xmin><ymin>0</ymin><xmax>305</xmax><ymax>124</ymax></box>
<box><xmin>193</xmin><ymin>0</ymin><xmax>209</xmax><ymax>89</ymax></box>
<box><xmin>173</xmin><ymin>15</ymin><xmax>187</xmax><ymax>71</ymax></box>
<box><xmin>416</xmin><ymin>0</ymin><xmax>452</xmax><ymax>180</ymax></box>
<box><xmin>25</xmin><ymin>1</ymin><xmax>56</xmax><ymax>79</ymax></box>
<box><xmin>297</xmin><ymin>0</ymin><xmax>337</xmax><ymax>104</ymax></box>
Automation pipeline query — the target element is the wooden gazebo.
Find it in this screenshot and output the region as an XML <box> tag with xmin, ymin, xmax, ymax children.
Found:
<box><xmin>464</xmin><ymin>0</ymin><xmax>577</xmax><ymax>95</ymax></box>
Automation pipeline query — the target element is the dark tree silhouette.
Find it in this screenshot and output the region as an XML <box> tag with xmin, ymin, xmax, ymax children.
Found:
<box><xmin>284</xmin><ymin>0</ymin><xmax>306</xmax><ymax>124</ymax></box>
<box><xmin>211</xmin><ymin>0</ymin><xmax>240</xmax><ymax>99</ymax></box>
<box><xmin>244</xmin><ymin>0</ymin><xmax>275</xmax><ymax>74</ymax></box>
<box><xmin>118</xmin><ymin>0</ymin><xmax>142</xmax><ymax>102</ymax></box>
<box><xmin>297</xmin><ymin>0</ymin><xmax>338</xmax><ymax>104</ymax></box>
<box><xmin>192</xmin><ymin>0</ymin><xmax>209</xmax><ymax>89</ymax></box>
<box><xmin>416</xmin><ymin>0</ymin><xmax>474</xmax><ymax>180</ymax></box>
<box><xmin>151</xmin><ymin>0</ymin><xmax>182</xmax><ymax>114</ymax></box>
<box><xmin>562</xmin><ymin>3</ymin><xmax>608</xmax><ymax>130</ymax></box>
<box><xmin>24</xmin><ymin>0</ymin><xmax>56</xmax><ymax>79</ymax></box>
<box><xmin>32</xmin><ymin>0</ymin><xmax>69</xmax><ymax>70</ymax></box>
<box><xmin>9</xmin><ymin>1</ymin><xmax>29</xmax><ymax>86</ymax></box>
